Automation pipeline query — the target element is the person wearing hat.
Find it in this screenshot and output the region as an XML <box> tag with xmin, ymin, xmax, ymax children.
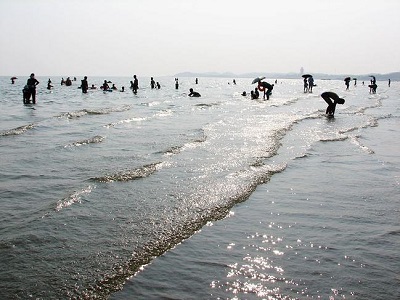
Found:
<box><xmin>321</xmin><ymin>92</ymin><xmax>345</xmax><ymax>118</ymax></box>
<box><xmin>26</xmin><ymin>73</ymin><xmax>39</xmax><ymax>104</ymax></box>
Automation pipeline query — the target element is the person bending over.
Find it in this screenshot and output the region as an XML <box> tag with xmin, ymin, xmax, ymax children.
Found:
<box><xmin>321</xmin><ymin>92</ymin><xmax>345</xmax><ymax>117</ymax></box>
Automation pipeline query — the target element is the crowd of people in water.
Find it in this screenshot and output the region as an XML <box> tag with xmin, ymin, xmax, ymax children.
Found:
<box><xmin>16</xmin><ymin>73</ymin><xmax>391</xmax><ymax>118</ymax></box>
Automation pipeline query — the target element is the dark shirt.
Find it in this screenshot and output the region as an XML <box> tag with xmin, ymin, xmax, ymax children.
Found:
<box><xmin>27</xmin><ymin>78</ymin><xmax>39</xmax><ymax>89</ymax></box>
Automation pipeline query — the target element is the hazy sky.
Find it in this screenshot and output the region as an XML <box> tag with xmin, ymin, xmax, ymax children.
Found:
<box><xmin>1</xmin><ymin>0</ymin><xmax>399</xmax><ymax>77</ymax></box>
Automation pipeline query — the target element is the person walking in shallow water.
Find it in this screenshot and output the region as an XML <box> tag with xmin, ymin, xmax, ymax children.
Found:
<box><xmin>321</xmin><ymin>91</ymin><xmax>345</xmax><ymax>118</ymax></box>
<box><xmin>175</xmin><ymin>78</ymin><xmax>179</xmax><ymax>89</ymax></box>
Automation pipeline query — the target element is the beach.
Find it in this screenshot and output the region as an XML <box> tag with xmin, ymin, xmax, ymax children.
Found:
<box><xmin>0</xmin><ymin>76</ymin><xmax>399</xmax><ymax>299</ymax></box>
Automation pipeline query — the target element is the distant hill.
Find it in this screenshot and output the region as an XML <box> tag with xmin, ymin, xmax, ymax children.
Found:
<box><xmin>174</xmin><ymin>71</ymin><xmax>400</xmax><ymax>81</ymax></box>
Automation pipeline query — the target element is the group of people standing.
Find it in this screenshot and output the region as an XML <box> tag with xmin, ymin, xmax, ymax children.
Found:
<box><xmin>21</xmin><ymin>74</ymin><xmax>204</xmax><ymax>104</ymax></box>
<box><xmin>303</xmin><ymin>76</ymin><xmax>315</xmax><ymax>93</ymax></box>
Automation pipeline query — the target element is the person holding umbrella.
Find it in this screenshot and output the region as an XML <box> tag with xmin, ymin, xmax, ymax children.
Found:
<box><xmin>251</xmin><ymin>77</ymin><xmax>274</xmax><ymax>100</ymax></box>
<box><xmin>344</xmin><ymin>77</ymin><xmax>351</xmax><ymax>90</ymax></box>
<box><xmin>321</xmin><ymin>91</ymin><xmax>345</xmax><ymax>118</ymax></box>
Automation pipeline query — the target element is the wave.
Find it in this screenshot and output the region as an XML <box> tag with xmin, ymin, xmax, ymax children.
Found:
<box><xmin>55</xmin><ymin>185</ymin><xmax>94</xmax><ymax>211</ymax></box>
<box><xmin>0</xmin><ymin>123</ymin><xmax>35</xmax><ymax>136</ymax></box>
<box><xmin>161</xmin><ymin>135</ymin><xmax>207</xmax><ymax>156</ymax></box>
<box><xmin>92</xmin><ymin>162</ymin><xmax>163</xmax><ymax>183</ymax></box>
<box><xmin>64</xmin><ymin>135</ymin><xmax>105</xmax><ymax>147</ymax></box>
<box><xmin>104</xmin><ymin>117</ymin><xmax>148</xmax><ymax>128</ymax></box>
<box><xmin>349</xmin><ymin>135</ymin><xmax>375</xmax><ymax>154</ymax></box>
<box><xmin>56</xmin><ymin>105</ymin><xmax>131</xmax><ymax>119</ymax></box>
<box><xmin>75</xmin><ymin>162</ymin><xmax>287</xmax><ymax>299</ymax></box>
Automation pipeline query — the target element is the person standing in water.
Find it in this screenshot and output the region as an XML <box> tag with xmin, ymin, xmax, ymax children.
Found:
<box><xmin>81</xmin><ymin>76</ymin><xmax>88</xmax><ymax>93</ymax></box>
<box><xmin>308</xmin><ymin>76</ymin><xmax>314</xmax><ymax>93</ymax></box>
<box><xmin>132</xmin><ymin>75</ymin><xmax>139</xmax><ymax>94</ymax></box>
<box><xmin>150</xmin><ymin>77</ymin><xmax>155</xmax><ymax>89</ymax></box>
<box><xmin>321</xmin><ymin>91</ymin><xmax>345</xmax><ymax>118</ymax></box>
<box><xmin>303</xmin><ymin>77</ymin><xmax>308</xmax><ymax>93</ymax></box>
<box><xmin>175</xmin><ymin>78</ymin><xmax>179</xmax><ymax>89</ymax></box>
<box><xmin>26</xmin><ymin>73</ymin><xmax>39</xmax><ymax>104</ymax></box>
<box><xmin>47</xmin><ymin>79</ymin><xmax>53</xmax><ymax>90</ymax></box>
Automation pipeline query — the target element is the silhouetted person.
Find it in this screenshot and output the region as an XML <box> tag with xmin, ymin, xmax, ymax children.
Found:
<box><xmin>254</xmin><ymin>87</ymin><xmax>259</xmax><ymax>99</ymax></box>
<box><xmin>156</xmin><ymin>82</ymin><xmax>161</xmax><ymax>89</ymax></box>
<box><xmin>259</xmin><ymin>82</ymin><xmax>274</xmax><ymax>100</ymax></box>
<box><xmin>321</xmin><ymin>92</ymin><xmax>345</xmax><ymax>118</ymax></box>
<box><xmin>175</xmin><ymin>78</ymin><xmax>179</xmax><ymax>89</ymax></box>
<box><xmin>369</xmin><ymin>83</ymin><xmax>377</xmax><ymax>94</ymax></box>
<box><xmin>195</xmin><ymin>78</ymin><xmax>198</xmax><ymax>84</ymax></box>
<box><xmin>150</xmin><ymin>77</ymin><xmax>155</xmax><ymax>89</ymax></box>
<box><xmin>308</xmin><ymin>76</ymin><xmax>314</xmax><ymax>93</ymax></box>
<box><xmin>65</xmin><ymin>77</ymin><xmax>72</xmax><ymax>86</ymax></box>
<box><xmin>47</xmin><ymin>78</ymin><xmax>53</xmax><ymax>90</ymax></box>
<box><xmin>188</xmin><ymin>88</ymin><xmax>201</xmax><ymax>97</ymax></box>
<box><xmin>120</xmin><ymin>86</ymin><xmax>125</xmax><ymax>92</ymax></box>
<box><xmin>25</xmin><ymin>73</ymin><xmax>39</xmax><ymax>104</ymax></box>
<box><xmin>388</xmin><ymin>79</ymin><xmax>391</xmax><ymax>87</ymax></box>
<box><xmin>102</xmin><ymin>80</ymin><xmax>109</xmax><ymax>91</ymax></box>
<box><xmin>233</xmin><ymin>79</ymin><xmax>236</xmax><ymax>85</ymax></box>
<box><xmin>132</xmin><ymin>75</ymin><xmax>138</xmax><ymax>94</ymax></box>
<box><xmin>81</xmin><ymin>76</ymin><xmax>88</xmax><ymax>93</ymax></box>
<box><xmin>344</xmin><ymin>77</ymin><xmax>351</xmax><ymax>90</ymax></box>
<box><xmin>303</xmin><ymin>77</ymin><xmax>308</xmax><ymax>93</ymax></box>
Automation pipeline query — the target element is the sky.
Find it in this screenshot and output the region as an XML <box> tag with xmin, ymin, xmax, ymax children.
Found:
<box><xmin>1</xmin><ymin>0</ymin><xmax>399</xmax><ymax>77</ymax></box>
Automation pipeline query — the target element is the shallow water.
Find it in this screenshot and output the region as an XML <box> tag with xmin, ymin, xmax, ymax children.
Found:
<box><xmin>0</xmin><ymin>76</ymin><xmax>398</xmax><ymax>299</ymax></box>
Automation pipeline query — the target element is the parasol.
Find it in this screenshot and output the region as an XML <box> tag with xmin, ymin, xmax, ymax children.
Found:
<box><xmin>252</xmin><ymin>76</ymin><xmax>266</xmax><ymax>84</ymax></box>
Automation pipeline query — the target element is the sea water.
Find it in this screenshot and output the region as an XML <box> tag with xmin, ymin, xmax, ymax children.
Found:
<box><xmin>0</xmin><ymin>76</ymin><xmax>398</xmax><ymax>299</ymax></box>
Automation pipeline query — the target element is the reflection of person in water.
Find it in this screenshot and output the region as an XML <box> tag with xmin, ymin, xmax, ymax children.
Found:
<box><xmin>321</xmin><ymin>92</ymin><xmax>345</xmax><ymax>117</ymax></box>
<box><xmin>188</xmin><ymin>88</ymin><xmax>201</xmax><ymax>97</ymax></box>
